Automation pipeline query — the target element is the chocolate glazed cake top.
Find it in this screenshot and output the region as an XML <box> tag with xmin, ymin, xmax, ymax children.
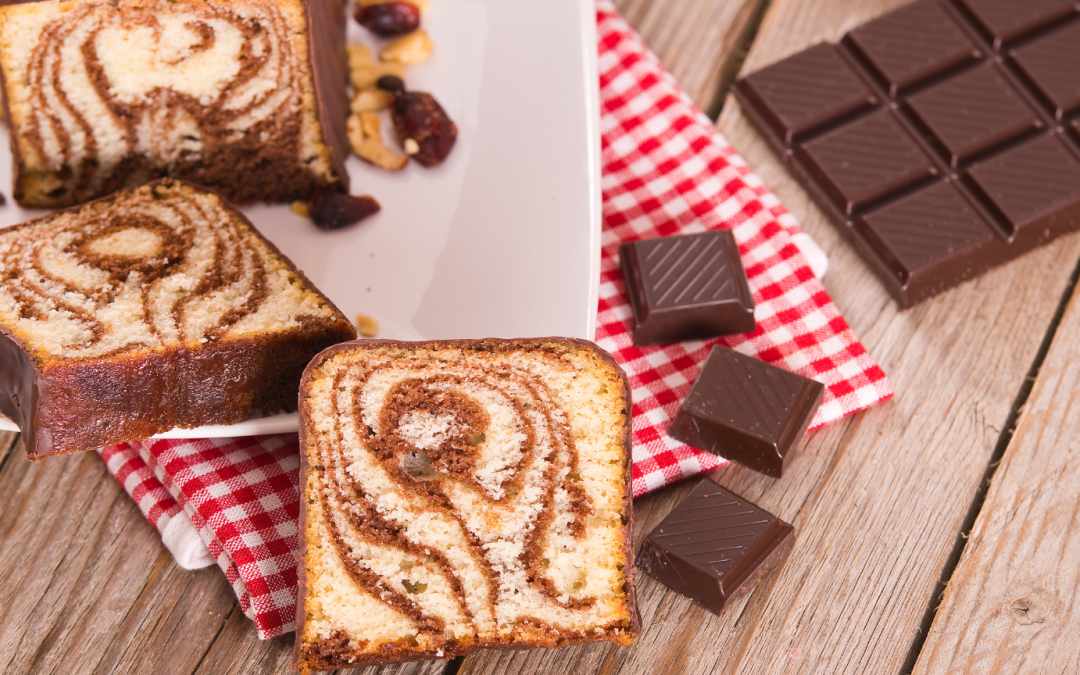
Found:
<box><xmin>0</xmin><ymin>0</ymin><xmax>348</xmax><ymax>206</ymax></box>
<box><xmin>294</xmin><ymin>338</ymin><xmax>640</xmax><ymax>669</ymax></box>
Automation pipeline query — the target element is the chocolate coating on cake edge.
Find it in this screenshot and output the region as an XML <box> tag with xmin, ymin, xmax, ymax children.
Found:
<box><xmin>292</xmin><ymin>337</ymin><xmax>640</xmax><ymax>672</ymax></box>
<box><xmin>305</xmin><ymin>0</ymin><xmax>350</xmax><ymax>195</ymax></box>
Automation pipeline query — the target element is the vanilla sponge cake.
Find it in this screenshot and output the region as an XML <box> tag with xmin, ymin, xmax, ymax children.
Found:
<box><xmin>294</xmin><ymin>338</ymin><xmax>639</xmax><ymax>670</ymax></box>
<box><xmin>0</xmin><ymin>0</ymin><xmax>349</xmax><ymax>208</ymax></box>
<box><xmin>0</xmin><ymin>178</ymin><xmax>356</xmax><ymax>458</ymax></box>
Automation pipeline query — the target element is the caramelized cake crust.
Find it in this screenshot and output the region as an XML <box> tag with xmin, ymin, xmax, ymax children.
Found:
<box><xmin>295</xmin><ymin>339</ymin><xmax>639</xmax><ymax>671</ymax></box>
<box><xmin>0</xmin><ymin>0</ymin><xmax>348</xmax><ymax>207</ymax></box>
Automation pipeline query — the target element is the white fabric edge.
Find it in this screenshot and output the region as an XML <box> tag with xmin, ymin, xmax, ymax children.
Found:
<box><xmin>791</xmin><ymin>232</ymin><xmax>829</xmax><ymax>279</ymax></box>
<box><xmin>160</xmin><ymin>510</ymin><xmax>216</xmax><ymax>570</ymax></box>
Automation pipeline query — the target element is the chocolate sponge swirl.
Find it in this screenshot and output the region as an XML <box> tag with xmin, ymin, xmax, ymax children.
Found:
<box><xmin>0</xmin><ymin>181</ymin><xmax>340</xmax><ymax>363</ymax></box>
<box><xmin>296</xmin><ymin>340</ymin><xmax>639</xmax><ymax>669</ymax></box>
<box><xmin>0</xmin><ymin>0</ymin><xmax>346</xmax><ymax>207</ymax></box>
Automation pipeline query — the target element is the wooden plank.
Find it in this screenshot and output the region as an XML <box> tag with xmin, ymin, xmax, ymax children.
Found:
<box><xmin>0</xmin><ymin>449</ymin><xmax>232</xmax><ymax>675</ymax></box>
<box><xmin>911</xmin><ymin>278</ymin><xmax>1080</xmax><ymax>673</ymax></box>
<box><xmin>459</xmin><ymin>0</ymin><xmax>1080</xmax><ymax>673</ymax></box>
<box><xmin>611</xmin><ymin>0</ymin><xmax>766</xmax><ymax>116</ymax></box>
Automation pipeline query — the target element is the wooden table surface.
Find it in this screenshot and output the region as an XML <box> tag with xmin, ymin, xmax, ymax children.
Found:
<box><xmin>4</xmin><ymin>0</ymin><xmax>1080</xmax><ymax>673</ymax></box>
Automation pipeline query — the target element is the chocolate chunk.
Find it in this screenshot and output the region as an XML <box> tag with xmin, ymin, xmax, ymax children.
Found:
<box><xmin>856</xmin><ymin>182</ymin><xmax>998</xmax><ymax>299</ymax></box>
<box><xmin>905</xmin><ymin>63</ymin><xmax>1043</xmax><ymax>167</ymax></box>
<box><xmin>667</xmin><ymin>346</ymin><xmax>823</xmax><ymax>477</ymax></box>
<box><xmin>1010</xmin><ymin>22</ymin><xmax>1080</xmax><ymax>121</ymax></box>
<box><xmin>956</xmin><ymin>0</ymin><xmax>1078</xmax><ymax>49</ymax></box>
<box><xmin>966</xmin><ymin>134</ymin><xmax>1080</xmax><ymax>238</ymax></box>
<box><xmin>733</xmin><ymin>0</ymin><xmax>1080</xmax><ymax>308</ymax></box>
<box><xmin>796</xmin><ymin>109</ymin><xmax>938</xmax><ymax>216</ymax></box>
<box><xmin>619</xmin><ymin>230</ymin><xmax>755</xmax><ymax>346</ymax></box>
<box><xmin>735</xmin><ymin>43</ymin><xmax>878</xmax><ymax>145</ymax></box>
<box><xmin>842</xmin><ymin>0</ymin><xmax>982</xmax><ymax>97</ymax></box>
<box><xmin>639</xmin><ymin>478</ymin><xmax>795</xmax><ymax>616</ymax></box>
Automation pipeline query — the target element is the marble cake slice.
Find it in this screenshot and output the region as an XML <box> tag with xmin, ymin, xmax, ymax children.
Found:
<box><xmin>0</xmin><ymin>0</ymin><xmax>349</xmax><ymax>208</ymax></box>
<box><xmin>0</xmin><ymin>178</ymin><xmax>357</xmax><ymax>458</ymax></box>
<box><xmin>294</xmin><ymin>338</ymin><xmax>640</xmax><ymax>671</ymax></box>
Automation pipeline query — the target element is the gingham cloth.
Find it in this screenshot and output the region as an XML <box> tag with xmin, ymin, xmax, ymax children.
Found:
<box><xmin>94</xmin><ymin>0</ymin><xmax>892</xmax><ymax>639</ymax></box>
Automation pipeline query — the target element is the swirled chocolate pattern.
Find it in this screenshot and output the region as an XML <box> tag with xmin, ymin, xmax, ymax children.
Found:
<box><xmin>0</xmin><ymin>179</ymin><xmax>345</xmax><ymax>365</ymax></box>
<box><xmin>0</xmin><ymin>0</ymin><xmax>345</xmax><ymax>207</ymax></box>
<box><xmin>296</xmin><ymin>340</ymin><xmax>638</xmax><ymax>669</ymax></box>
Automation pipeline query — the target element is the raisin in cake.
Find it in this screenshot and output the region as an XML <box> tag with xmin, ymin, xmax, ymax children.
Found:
<box><xmin>0</xmin><ymin>178</ymin><xmax>356</xmax><ymax>458</ymax></box>
<box><xmin>294</xmin><ymin>338</ymin><xmax>639</xmax><ymax>670</ymax></box>
<box><xmin>0</xmin><ymin>0</ymin><xmax>349</xmax><ymax>208</ymax></box>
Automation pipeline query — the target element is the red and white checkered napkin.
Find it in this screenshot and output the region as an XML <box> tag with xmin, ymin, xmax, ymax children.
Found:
<box><xmin>592</xmin><ymin>0</ymin><xmax>890</xmax><ymax>495</ymax></box>
<box><xmin>95</xmin><ymin>0</ymin><xmax>892</xmax><ymax>639</ymax></box>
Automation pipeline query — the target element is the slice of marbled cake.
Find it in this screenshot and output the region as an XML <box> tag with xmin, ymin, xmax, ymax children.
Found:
<box><xmin>294</xmin><ymin>338</ymin><xmax>639</xmax><ymax>671</ymax></box>
<box><xmin>0</xmin><ymin>178</ymin><xmax>356</xmax><ymax>458</ymax></box>
<box><xmin>0</xmin><ymin>0</ymin><xmax>349</xmax><ymax>207</ymax></box>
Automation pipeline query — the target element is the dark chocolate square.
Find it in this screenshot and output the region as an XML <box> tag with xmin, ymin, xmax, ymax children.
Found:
<box><xmin>796</xmin><ymin>109</ymin><xmax>939</xmax><ymax>217</ymax></box>
<box><xmin>957</xmin><ymin>0</ymin><xmax>1078</xmax><ymax>49</ymax></box>
<box><xmin>857</xmin><ymin>181</ymin><xmax>998</xmax><ymax>304</ymax></box>
<box><xmin>734</xmin><ymin>43</ymin><xmax>878</xmax><ymax>145</ymax></box>
<box><xmin>667</xmin><ymin>345</ymin><xmax>823</xmax><ymax>478</ymax></box>
<box><xmin>638</xmin><ymin>478</ymin><xmax>795</xmax><ymax>616</ymax></box>
<box><xmin>842</xmin><ymin>0</ymin><xmax>981</xmax><ymax>97</ymax></box>
<box><xmin>967</xmin><ymin>134</ymin><xmax>1080</xmax><ymax>235</ymax></box>
<box><xmin>619</xmin><ymin>231</ymin><xmax>755</xmax><ymax>346</ymax></box>
<box><xmin>1011</xmin><ymin>22</ymin><xmax>1080</xmax><ymax>121</ymax></box>
<box><xmin>905</xmin><ymin>63</ymin><xmax>1043</xmax><ymax>167</ymax></box>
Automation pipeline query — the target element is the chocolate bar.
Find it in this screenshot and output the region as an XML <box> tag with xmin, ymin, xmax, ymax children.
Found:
<box><xmin>638</xmin><ymin>478</ymin><xmax>795</xmax><ymax>616</ymax></box>
<box><xmin>733</xmin><ymin>0</ymin><xmax>1080</xmax><ymax>307</ymax></box>
<box><xmin>667</xmin><ymin>346</ymin><xmax>823</xmax><ymax>477</ymax></box>
<box><xmin>619</xmin><ymin>230</ymin><xmax>755</xmax><ymax>345</ymax></box>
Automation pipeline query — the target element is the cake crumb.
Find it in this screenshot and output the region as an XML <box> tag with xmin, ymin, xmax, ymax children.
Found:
<box><xmin>291</xmin><ymin>201</ymin><xmax>310</xmax><ymax>218</ymax></box>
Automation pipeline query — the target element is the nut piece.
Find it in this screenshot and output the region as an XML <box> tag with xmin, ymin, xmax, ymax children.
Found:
<box><xmin>351</xmin><ymin>88</ymin><xmax>390</xmax><ymax>113</ymax></box>
<box><xmin>355</xmin><ymin>314</ymin><xmax>379</xmax><ymax>337</ymax></box>
<box><xmin>347</xmin><ymin>44</ymin><xmax>374</xmax><ymax>69</ymax></box>
<box><xmin>355</xmin><ymin>2</ymin><xmax>420</xmax><ymax>37</ymax></box>
<box><xmin>358</xmin><ymin>0</ymin><xmax>429</xmax><ymax>15</ymax></box>
<box><xmin>349</xmin><ymin>61</ymin><xmax>406</xmax><ymax>91</ymax></box>
<box><xmin>308</xmin><ymin>190</ymin><xmax>381</xmax><ymax>230</ymax></box>
<box><xmin>389</xmin><ymin>90</ymin><xmax>458</xmax><ymax>166</ymax></box>
<box><xmin>290</xmin><ymin>201</ymin><xmax>310</xmax><ymax>218</ymax></box>
<box><xmin>379</xmin><ymin>28</ymin><xmax>433</xmax><ymax>66</ymax></box>
<box><xmin>348</xmin><ymin>111</ymin><xmax>408</xmax><ymax>170</ymax></box>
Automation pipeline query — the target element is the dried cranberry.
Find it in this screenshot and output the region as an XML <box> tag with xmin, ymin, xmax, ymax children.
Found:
<box><xmin>355</xmin><ymin>2</ymin><xmax>420</xmax><ymax>37</ymax></box>
<box><xmin>389</xmin><ymin>91</ymin><xmax>458</xmax><ymax>167</ymax></box>
<box><xmin>308</xmin><ymin>190</ymin><xmax>381</xmax><ymax>230</ymax></box>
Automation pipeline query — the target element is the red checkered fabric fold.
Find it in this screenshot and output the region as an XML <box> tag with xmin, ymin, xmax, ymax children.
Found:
<box><xmin>592</xmin><ymin>0</ymin><xmax>891</xmax><ymax>496</ymax></box>
<box><xmin>95</xmin><ymin>0</ymin><xmax>891</xmax><ymax>640</ymax></box>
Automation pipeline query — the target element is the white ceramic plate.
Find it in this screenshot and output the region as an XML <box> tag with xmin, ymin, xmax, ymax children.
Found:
<box><xmin>0</xmin><ymin>0</ymin><xmax>602</xmax><ymax>437</ymax></box>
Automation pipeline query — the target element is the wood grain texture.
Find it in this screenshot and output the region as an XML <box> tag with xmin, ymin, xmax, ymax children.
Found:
<box><xmin>3</xmin><ymin>2</ymin><xmax>1080</xmax><ymax>674</ymax></box>
<box><xmin>611</xmin><ymin>0</ymin><xmax>765</xmax><ymax>115</ymax></box>
<box><xmin>911</xmin><ymin>281</ymin><xmax>1080</xmax><ymax>674</ymax></box>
